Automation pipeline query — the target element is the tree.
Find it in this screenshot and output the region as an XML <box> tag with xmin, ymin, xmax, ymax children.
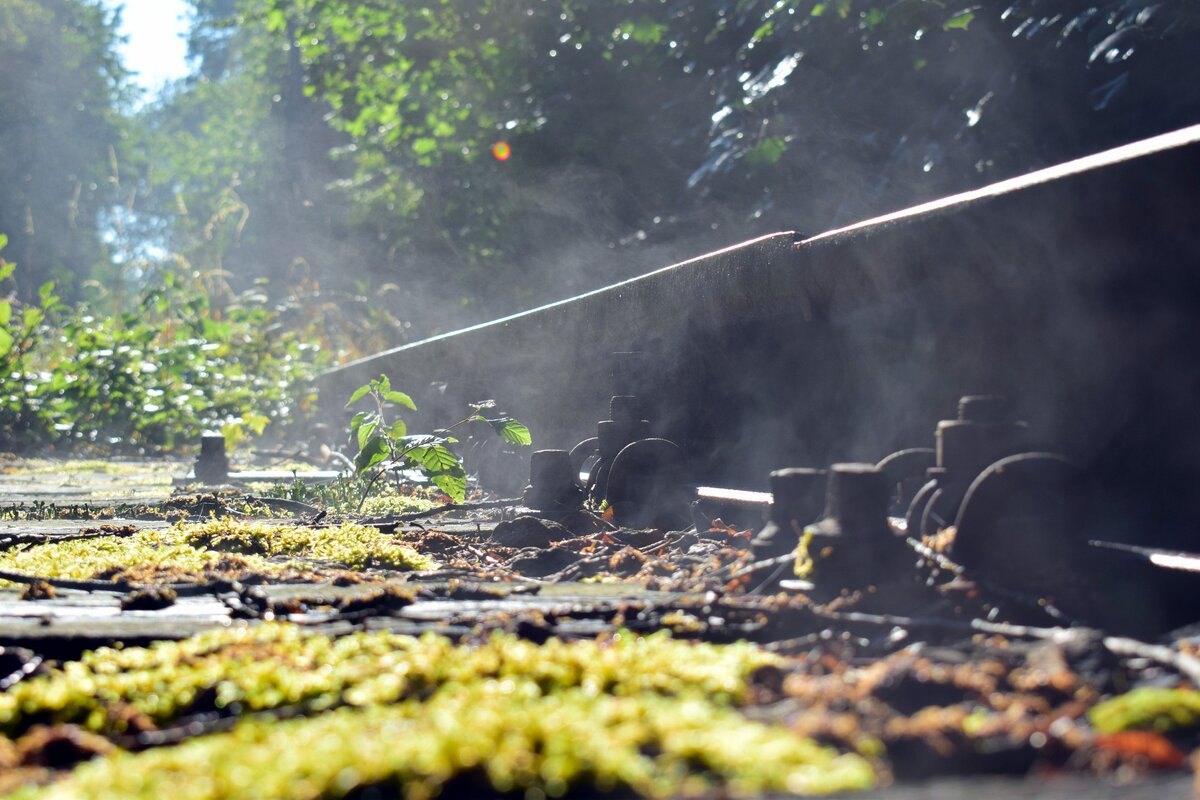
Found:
<box><xmin>264</xmin><ymin>0</ymin><xmax>730</xmax><ymax>310</ymax></box>
<box><xmin>0</xmin><ymin>0</ymin><xmax>130</xmax><ymax>300</ymax></box>
<box><xmin>135</xmin><ymin>0</ymin><xmax>349</xmax><ymax>288</ymax></box>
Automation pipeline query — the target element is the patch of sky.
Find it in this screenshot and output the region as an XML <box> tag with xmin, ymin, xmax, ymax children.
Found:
<box><xmin>102</xmin><ymin>0</ymin><xmax>193</xmax><ymax>99</ymax></box>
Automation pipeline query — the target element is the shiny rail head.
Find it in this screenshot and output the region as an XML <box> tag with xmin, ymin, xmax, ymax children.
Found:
<box><xmin>695</xmin><ymin>486</ymin><xmax>773</xmax><ymax>508</ymax></box>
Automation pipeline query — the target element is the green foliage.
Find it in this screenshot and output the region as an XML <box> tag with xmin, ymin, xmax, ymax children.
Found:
<box><xmin>345</xmin><ymin>377</ymin><xmax>530</xmax><ymax>504</ymax></box>
<box><xmin>0</xmin><ymin>245</ymin><xmax>324</xmax><ymax>453</ymax></box>
<box><xmin>943</xmin><ymin>10</ymin><xmax>975</xmax><ymax>31</ymax></box>
<box><xmin>7</xmin><ymin>0</ymin><xmax>1197</xmax><ymax>408</ymax></box>
<box><xmin>745</xmin><ymin>136</ymin><xmax>790</xmax><ymax>167</ymax></box>
<box><xmin>100</xmin><ymin>0</ymin><xmax>1199</xmax><ymax>342</ymax></box>
<box><xmin>487</xmin><ymin>417</ymin><xmax>533</xmax><ymax>447</ymax></box>
<box><xmin>249</xmin><ymin>0</ymin><xmax>730</xmax><ymax>298</ymax></box>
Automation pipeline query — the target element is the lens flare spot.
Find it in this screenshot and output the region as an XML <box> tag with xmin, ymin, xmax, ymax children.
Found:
<box><xmin>492</xmin><ymin>141</ymin><xmax>512</xmax><ymax>161</ymax></box>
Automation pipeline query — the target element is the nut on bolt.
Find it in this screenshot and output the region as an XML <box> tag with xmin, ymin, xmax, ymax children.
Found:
<box><xmin>752</xmin><ymin>468</ymin><xmax>827</xmax><ymax>560</ymax></box>
<box><xmin>589</xmin><ymin>393</ymin><xmax>652</xmax><ymax>502</ymax></box>
<box><xmin>907</xmin><ymin>395</ymin><xmax>1033</xmax><ymax>539</ymax></box>
<box><xmin>523</xmin><ymin>449</ymin><xmax>585</xmax><ymax>513</ymax></box>
<box><xmin>799</xmin><ymin>463</ymin><xmax>922</xmax><ymax>606</ymax></box>
<box><xmin>808</xmin><ymin>463</ymin><xmax>891</xmax><ymax>543</ymax></box>
<box><xmin>194</xmin><ymin>434</ymin><xmax>230</xmax><ymax>484</ymax></box>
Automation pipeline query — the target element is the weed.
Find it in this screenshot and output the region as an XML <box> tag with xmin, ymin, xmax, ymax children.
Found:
<box><xmin>346</xmin><ymin>376</ymin><xmax>530</xmax><ymax>505</ymax></box>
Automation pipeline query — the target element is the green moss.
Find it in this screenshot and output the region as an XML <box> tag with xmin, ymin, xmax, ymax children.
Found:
<box><xmin>179</xmin><ymin>518</ymin><xmax>434</xmax><ymax>571</ymax></box>
<box><xmin>5</xmin><ymin>625</ymin><xmax>874</xmax><ymax>799</ymax></box>
<box><xmin>0</xmin><ymin>624</ymin><xmax>782</xmax><ymax>737</ymax></box>
<box><xmin>1088</xmin><ymin>687</ymin><xmax>1200</xmax><ymax>734</ymax></box>
<box><xmin>17</xmin><ymin>689</ymin><xmax>873</xmax><ymax>799</ymax></box>
<box><xmin>0</xmin><ymin>519</ymin><xmax>434</xmax><ymax>583</ymax></box>
<box><xmin>0</xmin><ymin>527</ymin><xmax>259</xmax><ymax>582</ymax></box>
<box><xmin>357</xmin><ymin>486</ymin><xmax>438</xmax><ymax>517</ymax></box>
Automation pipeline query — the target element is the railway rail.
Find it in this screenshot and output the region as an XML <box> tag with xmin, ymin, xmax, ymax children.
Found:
<box><xmin>321</xmin><ymin>124</ymin><xmax>1200</xmax><ymax>547</ymax></box>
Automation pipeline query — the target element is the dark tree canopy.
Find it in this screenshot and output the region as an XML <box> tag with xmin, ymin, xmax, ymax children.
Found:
<box><xmin>0</xmin><ymin>0</ymin><xmax>129</xmax><ymax>299</ymax></box>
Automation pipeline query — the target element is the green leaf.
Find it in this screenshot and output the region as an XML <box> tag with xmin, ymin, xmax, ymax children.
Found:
<box><xmin>0</xmin><ymin>233</ymin><xmax>7</xmax><ymax>252</ymax></box>
<box><xmin>412</xmin><ymin>138</ymin><xmax>438</xmax><ymax>155</ymax></box>
<box><xmin>0</xmin><ymin>261</ymin><xmax>14</xmax><ymax>283</ymax></box>
<box><xmin>349</xmin><ymin>411</ymin><xmax>370</xmax><ymax>434</ymax></box>
<box><xmin>202</xmin><ymin>318</ymin><xmax>233</xmax><ymax>341</ymax></box>
<box><xmin>627</xmin><ymin>18</ymin><xmax>668</xmax><ymax>45</ymax></box>
<box><xmin>943</xmin><ymin>10</ymin><xmax>975</xmax><ymax>31</ymax></box>
<box><xmin>0</xmin><ymin>300</ymin><xmax>10</xmax><ymax>327</ymax></box>
<box><xmin>488</xmin><ymin>418</ymin><xmax>532</xmax><ymax>446</ymax></box>
<box><xmin>745</xmin><ymin>136</ymin><xmax>788</xmax><ymax>167</ymax></box>
<box><xmin>357</xmin><ymin>419</ymin><xmax>378</xmax><ymax>449</ymax></box>
<box><xmin>388</xmin><ymin>418</ymin><xmax>408</xmax><ymax>439</ymax></box>
<box><xmin>242</xmin><ymin>413</ymin><xmax>270</xmax><ymax>436</ymax></box>
<box><xmin>38</xmin><ymin>281</ymin><xmax>56</xmax><ymax>305</ymax></box>
<box><xmin>265</xmin><ymin>8</ymin><xmax>287</xmax><ymax>33</ymax></box>
<box><xmin>346</xmin><ymin>383</ymin><xmax>372</xmax><ymax>407</ymax></box>
<box><xmin>222</xmin><ymin>422</ymin><xmax>246</xmax><ymax>452</ymax></box>
<box><xmin>0</xmin><ymin>328</ymin><xmax>12</xmax><ymax>358</ymax></box>
<box><xmin>430</xmin><ymin>470</ymin><xmax>467</xmax><ymax>503</ymax></box>
<box><xmin>407</xmin><ymin>442</ymin><xmax>460</xmax><ymax>473</ymax></box>
<box><xmin>383</xmin><ymin>389</ymin><xmax>417</xmax><ymax>410</ymax></box>
<box><xmin>354</xmin><ymin>434</ymin><xmax>390</xmax><ymax>474</ymax></box>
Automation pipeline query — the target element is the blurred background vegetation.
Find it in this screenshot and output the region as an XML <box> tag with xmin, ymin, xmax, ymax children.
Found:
<box><xmin>1</xmin><ymin>0</ymin><xmax>1198</xmax><ymax>452</ymax></box>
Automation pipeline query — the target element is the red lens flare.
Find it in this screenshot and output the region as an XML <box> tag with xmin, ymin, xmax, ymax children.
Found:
<box><xmin>492</xmin><ymin>141</ymin><xmax>511</xmax><ymax>161</ymax></box>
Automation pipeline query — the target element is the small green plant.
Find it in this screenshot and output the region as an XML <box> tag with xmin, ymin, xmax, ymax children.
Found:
<box><xmin>347</xmin><ymin>376</ymin><xmax>530</xmax><ymax>506</ymax></box>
